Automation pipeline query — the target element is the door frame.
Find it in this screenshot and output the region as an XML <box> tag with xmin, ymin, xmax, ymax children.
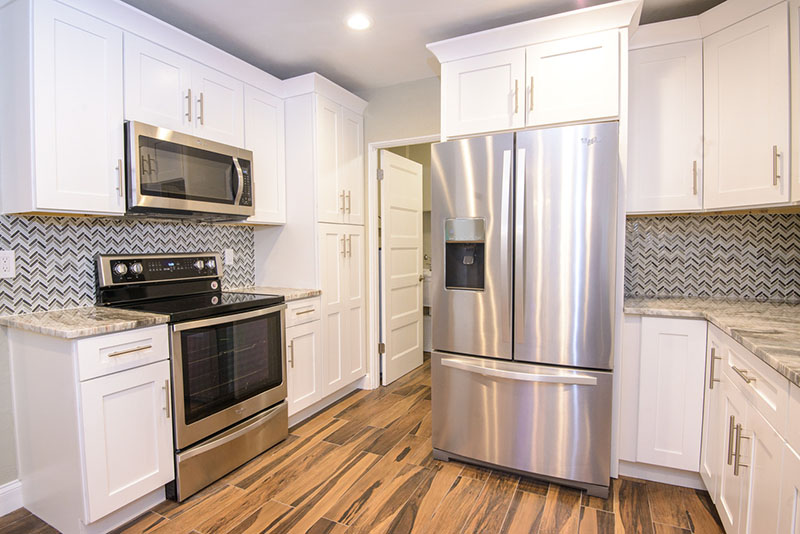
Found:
<box><xmin>366</xmin><ymin>134</ymin><xmax>440</xmax><ymax>389</ymax></box>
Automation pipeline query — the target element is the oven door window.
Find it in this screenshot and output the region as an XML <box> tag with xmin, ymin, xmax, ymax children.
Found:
<box><xmin>179</xmin><ymin>312</ymin><xmax>282</xmax><ymax>425</ymax></box>
<box><xmin>138</xmin><ymin>135</ymin><xmax>237</xmax><ymax>204</ymax></box>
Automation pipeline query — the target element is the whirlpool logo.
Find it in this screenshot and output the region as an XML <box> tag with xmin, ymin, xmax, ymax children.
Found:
<box><xmin>581</xmin><ymin>136</ymin><xmax>599</xmax><ymax>146</ymax></box>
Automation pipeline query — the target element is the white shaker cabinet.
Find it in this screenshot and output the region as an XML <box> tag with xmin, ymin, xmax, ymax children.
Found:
<box><xmin>717</xmin><ymin>371</ymin><xmax>749</xmax><ymax>534</ymax></box>
<box><xmin>123</xmin><ymin>33</ymin><xmax>244</xmax><ymax>147</ymax></box>
<box><xmin>0</xmin><ymin>0</ymin><xmax>125</xmax><ymax>215</ymax></box>
<box><xmin>703</xmin><ymin>3</ymin><xmax>790</xmax><ymax>209</ymax></box>
<box><xmin>700</xmin><ymin>326</ymin><xmax>724</xmax><ymax>502</ymax></box>
<box><xmin>627</xmin><ymin>40</ymin><xmax>703</xmax><ymax>214</ymax></box>
<box><xmin>341</xmin><ymin>107</ymin><xmax>365</xmax><ymax>225</ymax></box>
<box><xmin>780</xmin><ymin>443</ymin><xmax>800</xmax><ymax>534</ymax></box>
<box><xmin>441</xmin><ymin>49</ymin><xmax>526</xmax><ymax>137</ymax></box>
<box><xmin>286</xmin><ymin>319</ymin><xmax>323</xmax><ymax>416</ymax></box>
<box><xmin>636</xmin><ymin>317</ymin><xmax>707</xmax><ymax>472</ymax></box>
<box><xmin>525</xmin><ymin>30</ymin><xmax>620</xmax><ymax>127</ymax></box>
<box><xmin>245</xmin><ymin>84</ymin><xmax>286</xmax><ymax>224</ymax></box>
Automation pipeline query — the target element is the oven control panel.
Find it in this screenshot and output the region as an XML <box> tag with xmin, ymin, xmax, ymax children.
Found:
<box><xmin>97</xmin><ymin>253</ymin><xmax>222</xmax><ymax>287</ymax></box>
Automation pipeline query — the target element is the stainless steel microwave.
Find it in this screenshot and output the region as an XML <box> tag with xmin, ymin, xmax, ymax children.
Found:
<box><xmin>125</xmin><ymin>121</ymin><xmax>254</xmax><ymax>220</ymax></box>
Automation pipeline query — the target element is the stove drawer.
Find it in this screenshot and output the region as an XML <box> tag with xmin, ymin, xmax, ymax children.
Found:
<box><xmin>285</xmin><ymin>298</ymin><xmax>321</xmax><ymax>327</ymax></box>
<box><xmin>77</xmin><ymin>325</ymin><xmax>169</xmax><ymax>381</ymax></box>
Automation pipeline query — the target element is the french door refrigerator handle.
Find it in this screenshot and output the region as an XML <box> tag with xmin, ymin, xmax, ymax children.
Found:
<box><xmin>499</xmin><ymin>149</ymin><xmax>512</xmax><ymax>339</ymax></box>
<box><xmin>514</xmin><ymin>148</ymin><xmax>526</xmax><ymax>344</ymax></box>
<box><xmin>441</xmin><ymin>358</ymin><xmax>597</xmax><ymax>386</ymax></box>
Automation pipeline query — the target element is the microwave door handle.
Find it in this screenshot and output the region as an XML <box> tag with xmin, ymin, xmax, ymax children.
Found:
<box><xmin>232</xmin><ymin>157</ymin><xmax>244</xmax><ymax>205</ymax></box>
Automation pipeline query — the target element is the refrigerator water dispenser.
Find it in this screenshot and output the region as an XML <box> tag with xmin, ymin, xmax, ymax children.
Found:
<box><xmin>444</xmin><ymin>218</ymin><xmax>485</xmax><ymax>291</ymax></box>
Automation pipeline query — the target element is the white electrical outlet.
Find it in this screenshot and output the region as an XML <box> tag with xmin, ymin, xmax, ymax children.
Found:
<box><xmin>224</xmin><ymin>248</ymin><xmax>234</xmax><ymax>266</ymax></box>
<box><xmin>0</xmin><ymin>250</ymin><xmax>15</xmax><ymax>279</ymax></box>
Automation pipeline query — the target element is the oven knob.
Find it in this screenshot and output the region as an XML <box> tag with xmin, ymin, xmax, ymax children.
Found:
<box><xmin>113</xmin><ymin>263</ymin><xmax>128</xmax><ymax>276</ymax></box>
<box><xmin>193</xmin><ymin>260</ymin><xmax>205</xmax><ymax>271</ymax></box>
<box><xmin>129</xmin><ymin>262</ymin><xmax>143</xmax><ymax>275</ymax></box>
<box><xmin>205</xmin><ymin>259</ymin><xmax>216</xmax><ymax>271</ymax></box>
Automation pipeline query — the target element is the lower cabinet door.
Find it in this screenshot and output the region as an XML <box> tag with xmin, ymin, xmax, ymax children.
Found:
<box><xmin>286</xmin><ymin>320</ymin><xmax>323</xmax><ymax>416</ymax></box>
<box><xmin>80</xmin><ymin>360</ymin><xmax>174</xmax><ymax>522</ymax></box>
<box><xmin>718</xmin><ymin>375</ymin><xmax>748</xmax><ymax>534</ymax></box>
<box><xmin>700</xmin><ymin>328</ymin><xmax>725</xmax><ymax>502</ymax></box>
<box><xmin>740</xmin><ymin>404</ymin><xmax>783</xmax><ymax>534</ymax></box>
<box><xmin>636</xmin><ymin>317</ymin><xmax>707</xmax><ymax>471</ymax></box>
<box><xmin>779</xmin><ymin>442</ymin><xmax>800</xmax><ymax>534</ymax></box>
<box><xmin>319</xmin><ymin>224</ymin><xmax>347</xmax><ymax>394</ymax></box>
<box><xmin>344</xmin><ymin>227</ymin><xmax>366</xmax><ymax>384</ymax></box>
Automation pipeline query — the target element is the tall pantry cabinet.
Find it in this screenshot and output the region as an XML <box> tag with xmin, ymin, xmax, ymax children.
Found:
<box><xmin>278</xmin><ymin>74</ymin><xmax>367</xmax><ymax>416</ymax></box>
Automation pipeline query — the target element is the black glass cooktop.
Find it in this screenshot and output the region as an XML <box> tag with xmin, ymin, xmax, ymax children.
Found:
<box><xmin>114</xmin><ymin>291</ymin><xmax>285</xmax><ymax>323</ymax></box>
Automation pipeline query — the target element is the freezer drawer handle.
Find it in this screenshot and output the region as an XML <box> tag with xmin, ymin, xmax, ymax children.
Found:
<box><xmin>441</xmin><ymin>358</ymin><xmax>597</xmax><ymax>386</ymax></box>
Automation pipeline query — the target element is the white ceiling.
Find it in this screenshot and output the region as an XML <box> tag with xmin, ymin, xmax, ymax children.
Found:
<box><xmin>120</xmin><ymin>0</ymin><xmax>723</xmax><ymax>94</ymax></box>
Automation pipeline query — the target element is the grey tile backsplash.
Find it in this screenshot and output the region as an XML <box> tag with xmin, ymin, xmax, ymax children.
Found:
<box><xmin>0</xmin><ymin>215</ymin><xmax>255</xmax><ymax>316</ymax></box>
<box><xmin>625</xmin><ymin>213</ymin><xmax>800</xmax><ymax>302</ymax></box>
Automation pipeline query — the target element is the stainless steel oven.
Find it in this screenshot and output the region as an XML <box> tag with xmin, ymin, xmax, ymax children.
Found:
<box><xmin>125</xmin><ymin>121</ymin><xmax>254</xmax><ymax>220</ymax></box>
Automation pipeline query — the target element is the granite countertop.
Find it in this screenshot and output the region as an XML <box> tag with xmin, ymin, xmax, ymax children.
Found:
<box><xmin>229</xmin><ymin>286</ymin><xmax>321</xmax><ymax>302</ymax></box>
<box><xmin>624</xmin><ymin>297</ymin><xmax>800</xmax><ymax>388</ymax></box>
<box><xmin>0</xmin><ymin>307</ymin><xmax>169</xmax><ymax>339</ymax></box>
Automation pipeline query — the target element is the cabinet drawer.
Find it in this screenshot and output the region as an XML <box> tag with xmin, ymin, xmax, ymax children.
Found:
<box><xmin>789</xmin><ymin>385</ymin><xmax>800</xmax><ymax>451</ymax></box>
<box><xmin>285</xmin><ymin>297</ymin><xmax>321</xmax><ymax>327</ymax></box>
<box><xmin>77</xmin><ymin>325</ymin><xmax>169</xmax><ymax>381</ymax></box>
<box><xmin>721</xmin><ymin>337</ymin><xmax>789</xmax><ymax>436</ymax></box>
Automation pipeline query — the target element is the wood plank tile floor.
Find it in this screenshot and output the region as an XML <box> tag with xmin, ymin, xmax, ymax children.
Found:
<box><xmin>0</xmin><ymin>359</ymin><xmax>724</xmax><ymax>534</ymax></box>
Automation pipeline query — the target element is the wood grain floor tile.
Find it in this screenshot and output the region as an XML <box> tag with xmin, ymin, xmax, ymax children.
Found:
<box><xmin>652</xmin><ymin>523</ymin><xmax>691</xmax><ymax>534</ymax></box>
<box><xmin>500</xmin><ymin>486</ymin><xmax>547</xmax><ymax>534</ymax></box>
<box><xmin>346</xmin><ymin>463</ymin><xmax>430</xmax><ymax>533</ymax></box>
<box><xmin>614</xmin><ymin>478</ymin><xmax>654</xmax><ymax>534</ymax></box>
<box><xmin>410</xmin><ymin>411</ymin><xmax>432</xmax><ymax>440</ymax></box>
<box><xmin>424</xmin><ymin>475</ymin><xmax>486</xmax><ymax>534</ymax></box>
<box><xmin>385</xmin><ymin>434</ymin><xmax>433</xmax><ymax>466</ymax></box>
<box><xmin>461</xmin><ymin>471</ymin><xmax>520</xmax><ymax>534</ymax></box>
<box><xmin>306</xmin><ymin>517</ymin><xmax>349</xmax><ymax>534</ymax></box>
<box><xmin>518</xmin><ymin>476</ymin><xmax>550</xmax><ymax>496</ymax></box>
<box><xmin>0</xmin><ymin>509</ymin><xmax>30</xmax><ymax>530</ymax></box>
<box><xmin>389</xmin><ymin>461</ymin><xmax>464</xmax><ymax>534</ymax></box>
<box><xmin>150</xmin><ymin>485</ymin><xmax>247</xmax><ymax>534</ymax></box>
<box><xmin>686</xmin><ymin>489</ymin><xmax>724</xmax><ymax>534</ymax></box>
<box><xmin>224</xmin><ymin>500</ymin><xmax>294</xmax><ymax>534</ymax></box>
<box><xmin>583</xmin><ymin>478</ymin><xmax>615</xmax><ymax>512</ymax></box>
<box><xmin>363</xmin><ymin>398</ymin><xmax>431</xmax><ymax>455</ymax></box>
<box><xmin>114</xmin><ymin>512</ymin><xmax>170</xmax><ymax>534</ymax></box>
<box><xmin>578</xmin><ymin>507</ymin><xmax>615</xmax><ymax>534</ymax></box>
<box><xmin>646</xmin><ymin>481</ymin><xmax>694</xmax><ymax>531</ymax></box>
<box><xmin>538</xmin><ymin>484</ymin><xmax>582</xmax><ymax>534</ymax></box>
<box><xmin>459</xmin><ymin>464</ymin><xmax>492</xmax><ymax>481</ymax></box>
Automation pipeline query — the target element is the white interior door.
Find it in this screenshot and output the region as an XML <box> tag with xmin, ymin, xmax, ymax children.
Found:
<box><xmin>379</xmin><ymin>150</ymin><xmax>424</xmax><ymax>385</ymax></box>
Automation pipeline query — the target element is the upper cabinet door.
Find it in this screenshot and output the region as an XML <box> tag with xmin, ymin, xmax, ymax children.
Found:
<box><xmin>703</xmin><ymin>3</ymin><xmax>790</xmax><ymax>209</ymax></box>
<box><xmin>192</xmin><ymin>64</ymin><xmax>244</xmax><ymax>147</ymax></box>
<box><xmin>245</xmin><ymin>85</ymin><xmax>286</xmax><ymax>224</ymax></box>
<box><xmin>33</xmin><ymin>1</ymin><xmax>125</xmax><ymax>215</ymax></box>
<box><xmin>341</xmin><ymin>108</ymin><xmax>364</xmax><ymax>225</ymax></box>
<box><xmin>526</xmin><ymin>30</ymin><xmax>619</xmax><ymax>127</ymax></box>
<box><xmin>442</xmin><ymin>48</ymin><xmax>526</xmax><ymax>138</ymax></box>
<box><xmin>316</xmin><ymin>95</ymin><xmax>344</xmax><ymax>224</ymax></box>
<box><xmin>628</xmin><ymin>40</ymin><xmax>703</xmax><ymax>214</ymax></box>
<box><xmin>123</xmin><ymin>34</ymin><xmax>193</xmax><ymax>135</ymax></box>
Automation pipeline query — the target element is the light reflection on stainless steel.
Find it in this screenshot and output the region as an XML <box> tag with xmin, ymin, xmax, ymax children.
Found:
<box><xmin>431</xmin><ymin>133</ymin><xmax>513</xmax><ymax>360</ymax></box>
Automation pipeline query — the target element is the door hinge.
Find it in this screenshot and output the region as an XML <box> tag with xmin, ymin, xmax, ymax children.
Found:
<box><xmin>378</xmin><ymin>342</ymin><xmax>385</xmax><ymax>354</ymax></box>
<box><xmin>377</xmin><ymin>169</ymin><xmax>384</xmax><ymax>181</ymax></box>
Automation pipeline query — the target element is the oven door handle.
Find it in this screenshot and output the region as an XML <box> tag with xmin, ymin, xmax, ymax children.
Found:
<box><xmin>232</xmin><ymin>157</ymin><xmax>244</xmax><ymax>205</ymax></box>
<box><xmin>172</xmin><ymin>303</ymin><xmax>286</xmax><ymax>332</ymax></box>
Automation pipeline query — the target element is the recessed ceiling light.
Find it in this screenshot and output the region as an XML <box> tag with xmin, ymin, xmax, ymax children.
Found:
<box><xmin>346</xmin><ymin>12</ymin><xmax>372</xmax><ymax>31</ymax></box>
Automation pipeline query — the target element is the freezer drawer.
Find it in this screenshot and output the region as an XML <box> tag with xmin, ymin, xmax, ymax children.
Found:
<box><xmin>431</xmin><ymin>352</ymin><xmax>612</xmax><ymax>488</ymax></box>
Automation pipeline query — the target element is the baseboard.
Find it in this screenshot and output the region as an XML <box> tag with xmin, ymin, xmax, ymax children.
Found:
<box><xmin>288</xmin><ymin>381</ymin><xmax>362</xmax><ymax>428</ymax></box>
<box><xmin>0</xmin><ymin>480</ymin><xmax>22</xmax><ymax>517</ymax></box>
<box><xmin>618</xmin><ymin>460</ymin><xmax>706</xmax><ymax>490</ymax></box>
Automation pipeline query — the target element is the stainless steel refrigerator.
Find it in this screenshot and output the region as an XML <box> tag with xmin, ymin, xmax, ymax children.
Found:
<box><xmin>431</xmin><ymin>121</ymin><xmax>618</xmax><ymax>498</ymax></box>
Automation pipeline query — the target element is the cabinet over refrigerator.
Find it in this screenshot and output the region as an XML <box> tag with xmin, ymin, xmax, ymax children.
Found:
<box><xmin>431</xmin><ymin>122</ymin><xmax>618</xmax><ymax>497</ymax></box>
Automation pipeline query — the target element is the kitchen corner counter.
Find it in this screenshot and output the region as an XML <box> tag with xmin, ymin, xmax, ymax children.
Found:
<box><xmin>0</xmin><ymin>307</ymin><xmax>169</xmax><ymax>339</ymax></box>
<box><xmin>624</xmin><ymin>297</ymin><xmax>800</xmax><ymax>388</ymax></box>
<box><xmin>229</xmin><ymin>286</ymin><xmax>321</xmax><ymax>302</ymax></box>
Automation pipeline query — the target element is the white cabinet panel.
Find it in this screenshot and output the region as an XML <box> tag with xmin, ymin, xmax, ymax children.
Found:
<box><xmin>779</xmin><ymin>442</ymin><xmax>800</xmax><ymax>534</ymax></box>
<box><xmin>341</xmin><ymin>108</ymin><xmax>364</xmax><ymax>225</ymax></box>
<box><xmin>33</xmin><ymin>0</ymin><xmax>124</xmax><ymax>215</ymax></box>
<box><xmin>703</xmin><ymin>3</ymin><xmax>790</xmax><ymax>209</ymax></box>
<box><xmin>628</xmin><ymin>40</ymin><xmax>703</xmax><ymax>213</ymax></box>
<box><xmin>316</xmin><ymin>95</ymin><xmax>344</xmax><ymax>224</ymax></box>
<box><xmin>245</xmin><ymin>84</ymin><xmax>286</xmax><ymax>224</ymax></box>
<box><xmin>442</xmin><ymin>48</ymin><xmax>526</xmax><ymax>137</ymax></box>
<box><xmin>123</xmin><ymin>33</ymin><xmax>193</xmax><ymax>135</ymax></box>
<box><xmin>526</xmin><ymin>30</ymin><xmax>619</xmax><ymax>127</ymax></box>
<box><xmin>80</xmin><ymin>360</ymin><xmax>173</xmax><ymax>522</ymax></box>
<box><xmin>320</xmin><ymin>224</ymin><xmax>346</xmax><ymax>392</ymax></box>
<box><xmin>345</xmin><ymin>227</ymin><xmax>366</xmax><ymax>382</ymax></box>
<box><xmin>739</xmin><ymin>403</ymin><xmax>783</xmax><ymax>534</ymax></box>
<box><xmin>700</xmin><ymin>327</ymin><xmax>724</xmax><ymax>503</ymax></box>
<box><xmin>636</xmin><ymin>317</ymin><xmax>707</xmax><ymax>471</ymax></box>
<box><xmin>286</xmin><ymin>320</ymin><xmax>323</xmax><ymax>416</ymax></box>
<box><xmin>192</xmin><ymin>64</ymin><xmax>244</xmax><ymax>147</ymax></box>
<box><xmin>718</xmin><ymin>373</ymin><xmax>748</xmax><ymax>534</ymax></box>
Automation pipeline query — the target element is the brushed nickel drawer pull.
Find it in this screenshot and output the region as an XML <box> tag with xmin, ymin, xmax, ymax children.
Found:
<box><xmin>288</xmin><ymin>340</ymin><xmax>295</xmax><ymax>368</ymax></box>
<box><xmin>773</xmin><ymin>145</ymin><xmax>780</xmax><ymax>186</ymax></box>
<box><xmin>692</xmin><ymin>160</ymin><xmax>698</xmax><ymax>195</ymax></box>
<box><xmin>727</xmin><ymin>415</ymin><xmax>736</xmax><ymax>465</ymax></box>
<box><xmin>733</xmin><ymin>424</ymin><xmax>749</xmax><ymax>476</ymax></box>
<box><xmin>185</xmin><ymin>88</ymin><xmax>192</xmax><ymax>120</ymax></box>
<box><xmin>116</xmin><ymin>159</ymin><xmax>124</xmax><ymax>197</ymax></box>
<box><xmin>346</xmin><ymin>190</ymin><xmax>351</xmax><ymax>213</ymax></box>
<box><xmin>529</xmin><ymin>76</ymin><xmax>534</xmax><ymax>111</ymax></box>
<box><xmin>107</xmin><ymin>344</ymin><xmax>152</xmax><ymax>358</ymax></box>
<box><xmin>163</xmin><ymin>379</ymin><xmax>171</xmax><ymax>419</ymax></box>
<box><xmin>732</xmin><ymin>366</ymin><xmax>756</xmax><ymax>385</ymax></box>
<box><xmin>514</xmin><ymin>79</ymin><xmax>519</xmax><ymax>114</ymax></box>
<box><xmin>198</xmin><ymin>92</ymin><xmax>205</xmax><ymax>125</ymax></box>
<box><xmin>709</xmin><ymin>347</ymin><xmax>721</xmax><ymax>390</ymax></box>
<box><xmin>340</xmin><ymin>190</ymin><xmax>346</xmax><ymax>212</ymax></box>
<box><xmin>295</xmin><ymin>308</ymin><xmax>316</xmax><ymax>316</ymax></box>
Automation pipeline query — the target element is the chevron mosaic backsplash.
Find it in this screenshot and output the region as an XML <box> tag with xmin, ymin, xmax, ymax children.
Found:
<box><xmin>625</xmin><ymin>214</ymin><xmax>800</xmax><ymax>302</ymax></box>
<box><xmin>0</xmin><ymin>216</ymin><xmax>255</xmax><ymax>316</ymax></box>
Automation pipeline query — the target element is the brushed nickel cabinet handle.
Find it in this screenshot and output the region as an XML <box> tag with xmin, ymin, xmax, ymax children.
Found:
<box><xmin>107</xmin><ymin>344</ymin><xmax>152</xmax><ymax>358</ymax></box>
<box><xmin>163</xmin><ymin>379</ymin><xmax>171</xmax><ymax>419</ymax></box>
<box><xmin>295</xmin><ymin>308</ymin><xmax>315</xmax><ymax>316</ymax></box>
<box><xmin>346</xmin><ymin>190</ymin><xmax>351</xmax><ymax>213</ymax></box>
<box><xmin>340</xmin><ymin>235</ymin><xmax>346</xmax><ymax>256</ymax></box>
<box><xmin>727</xmin><ymin>415</ymin><xmax>736</xmax><ymax>465</ymax></box>
<box><xmin>709</xmin><ymin>347</ymin><xmax>721</xmax><ymax>390</ymax></box>
<box><xmin>198</xmin><ymin>92</ymin><xmax>205</xmax><ymax>125</ymax></box>
<box><xmin>514</xmin><ymin>79</ymin><xmax>519</xmax><ymax>114</ymax></box>
<box><xmin>116</xmin><ymin>159</ymin><xmax>124</xmax><ymax>197</ymax></box>
<box><xmin>347</xmin><ymin>235</ymin><xmax>352</xmax><ymax>257</ymax></box>
<box><xmin>340</xmin><ymin>190</ymin><xmax>345</xmax><ymax>212</ymax></box>
<box><xmin>773</xmin><ymin>145</ymin><xmax>780</xmax><ymax>186</ymax></box>
<box><xmin>692</xmin><ymin>160</ymin><xmax>698</xmax><ymax>195</ymax></box>
<box><xmin>733</xmin><ymin>424</ymin><xmax>750</xmax><ymax>476</ymax></box>
<box><xmin>732</xmin><ymin>366</ymin><xmax>756</xmax><ymax>385</ymax></box>
<box><xmin>288</xmin><ymin>340</ymin><xmax>295</xmax><ymax>368</ymax></box>
<box><xmin>185</xmin><ymin>88</ymin><xmax>192</xmax><ymax>120</ymax></box>
<box><xmin>529</xmin><ymin>76</ymin><xmax>534</xmax><ymax>112</ymax></box>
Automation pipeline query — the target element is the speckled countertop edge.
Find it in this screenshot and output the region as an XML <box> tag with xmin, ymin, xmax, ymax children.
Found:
<box><xmin>229</xmin><ymin>286</ymin><xmax>321</xmax><ymax>302</ymax></box>
<box><xmin>624</xmin><ymin>297</ymin><xmax>800</xmax><ymax>388</ymax></box>
<box><xmin>0</xmin><ymin>306</ymin><xmax>170</xmax><ymax>339</ymax></box>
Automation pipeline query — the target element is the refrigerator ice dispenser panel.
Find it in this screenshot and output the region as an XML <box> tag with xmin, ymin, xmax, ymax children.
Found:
<box><xmin>444</xmin><ymin>218</ymin><xmax>485</xmax><ymax>291</ymax></box>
